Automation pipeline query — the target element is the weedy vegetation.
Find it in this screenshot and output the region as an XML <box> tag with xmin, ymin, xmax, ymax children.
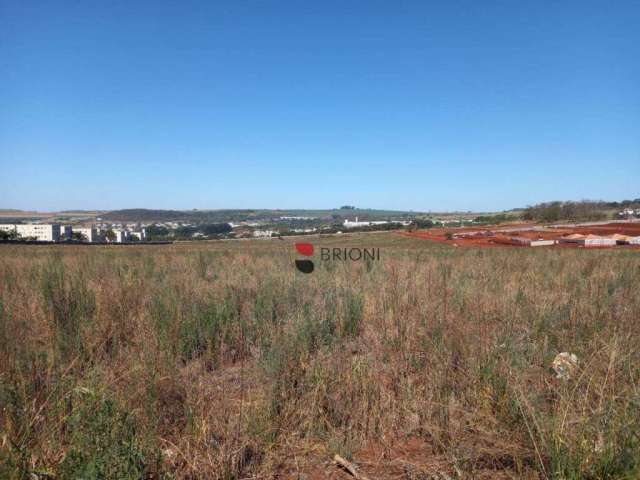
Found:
<box><xmin>1</xmin><ymin>233</ymin><xmax>639</xmax><ymax>479</ymax></box>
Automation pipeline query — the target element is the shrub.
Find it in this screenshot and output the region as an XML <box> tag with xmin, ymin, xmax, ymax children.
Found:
<box><xmin>58</xmin><ymin>390</ymin><xmax>153</xmax><ymax>479</ymax></box>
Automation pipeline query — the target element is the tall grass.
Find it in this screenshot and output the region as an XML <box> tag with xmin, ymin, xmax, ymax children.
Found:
<box><xmin>1</xmin><ymin>239</ymin><xmax>639</xmax><ymax>478</ymax></box>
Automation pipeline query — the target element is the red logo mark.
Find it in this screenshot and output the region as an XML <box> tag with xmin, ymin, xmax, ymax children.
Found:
<box><xmin>295</xmin><ymin>243</ymin><xmax>314</xmax><ymax>256</ymax></box>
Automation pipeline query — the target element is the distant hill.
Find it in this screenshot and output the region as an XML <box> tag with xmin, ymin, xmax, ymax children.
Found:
<box><xmin>101</xmin><ymin>208</ymin><xmax>422</xmax><ymax>223</ymax></box>
<box><xmin>101</xmin><ymin>209</ymin><xmax>252</xmax><ymax>222</ymax></box>
<box><xmin>7</xmin><ymin>199</ymin><xmax>636</xmax><ymax>224</ymax></box>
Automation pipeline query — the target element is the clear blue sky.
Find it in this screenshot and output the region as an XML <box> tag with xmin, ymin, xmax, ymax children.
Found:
<box><xmin>1</xmin><ymin>1</ymin><xmax>638</xmax><ymax>212</ymax></box>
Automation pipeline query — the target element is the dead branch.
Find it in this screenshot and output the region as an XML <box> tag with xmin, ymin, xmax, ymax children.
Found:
<box><xmin>333</xmin><ymin>454</ymin><xmax>373</xmax><ymax>480</ymax></box>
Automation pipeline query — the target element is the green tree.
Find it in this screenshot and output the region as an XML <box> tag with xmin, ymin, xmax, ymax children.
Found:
<box><xmin>0</xmin><ymin>229</ymin><xmax>19</xmax><ymax>240</ymax></box>
<box><xmin>105</xmin><ymin>229</ymin><xmax>117</xmax><ymax>242</ymax></box>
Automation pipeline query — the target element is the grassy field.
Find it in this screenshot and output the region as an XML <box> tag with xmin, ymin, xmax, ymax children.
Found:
<box><xmin>1</xmin><ymin>233</ymin><xmax>639</xmax><ymax>479</ymax></box>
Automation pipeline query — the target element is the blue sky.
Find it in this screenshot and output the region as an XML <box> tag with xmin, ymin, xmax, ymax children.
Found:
<box><xmin>1</xmin><ymin>1</ymin><xmax>638</xmax><ymax>212</ymax></box>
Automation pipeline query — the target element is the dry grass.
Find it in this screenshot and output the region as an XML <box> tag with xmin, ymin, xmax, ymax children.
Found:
<box><xmin>1</xmin><ymin>234</ymin><xmax>639</xmax><ymax>479</ymax></box>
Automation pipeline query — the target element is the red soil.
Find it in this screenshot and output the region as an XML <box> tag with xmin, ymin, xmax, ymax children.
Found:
<box><xmin>298</xmin><ymin>436</ymin><xmax>526</xmax><ymax>479</ymax></box>
<box><xmin>401</xmin><ymin>222</ymin><xmax>640</xmax><ymax>249</ymax></box>
<box><xmin>571</xmin><ymin>223</ymin><xmax>640</xmax><ymax>236</ymax></box>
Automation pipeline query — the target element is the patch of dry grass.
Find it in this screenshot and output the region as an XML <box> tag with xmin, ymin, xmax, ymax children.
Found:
<box><xmin>1</xmin><ymin>235</ymin><xmax>639</xmax><ymax>479</ymax></box>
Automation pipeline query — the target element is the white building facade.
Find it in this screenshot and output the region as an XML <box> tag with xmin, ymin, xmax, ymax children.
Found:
<box><xmin>114</xmin><ymin>230</ymin><xmax>128</xmax><ymax>243</ymax></box>
<box><xmin>129</xmin><ymin>229</ymin><xmax>146</xmax><ymax>241</ymax></box>
<box><xmin>74</xmin><ymin>227</ymin><xmax>100</xmax><ymax>242</ymax></box>
<box><xmin>253</xmin><ymin>229</ymin><xmax>275</xmax><ymax>238</ymax></box>
<box><xmin>0</xmin><ymin>224</ymin><xmax>61</xmax><ymax>242</ymax></box>
<box><xmin>343</xmin><ymin>217</ymin><xmax>390</xmax><ymax>229</ymax></box>
<box><xmin>60</xmin><ymin>225</ymin><xmax>73</xmax><ymax>239</ymax></box>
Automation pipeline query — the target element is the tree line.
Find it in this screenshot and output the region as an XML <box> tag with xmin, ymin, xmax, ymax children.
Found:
<box><xmin>521</xmin><ymin>200</ymin><xmax>633</xmax><ymax>223</ymax></box>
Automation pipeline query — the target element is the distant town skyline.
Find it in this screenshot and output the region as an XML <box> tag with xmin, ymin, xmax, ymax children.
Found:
<box><xmin>1</xmin><ymin>1</ymin><xmax>639</xmax><ymax>212</ymax></box>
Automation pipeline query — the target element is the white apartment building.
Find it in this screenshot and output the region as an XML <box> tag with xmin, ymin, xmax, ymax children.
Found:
<box><xmin>253</xmin><ymin>229</ymin><xmax>275</xmax><ymax>238</ymax></box>
<box><xmin>0</xmin><ymin>224</ymin><xmax>61</xmax><ymax>242</ymax></box>
<box><xmin>129</xmin><ymin>229</ymin><xmax>146</xmax><ymax>241</ymax></box>
<box><xmin>114</xmin><ymin>230</ymin><xmax>128</xmax><ymax>243</ymax></box>
<box><xmin>74</xmin><ymin>227</ymin><xmax>100</xmax><ymax>243</ymax></box>
<box><xmin>60</xmin><ymin>225</ymin><xmax>73</xmax><ymax>239</ymax></box>
<box><xmin>343</xmin><ymin>217</ymin><xmax>390</xmax><ymax>228</ymax></box>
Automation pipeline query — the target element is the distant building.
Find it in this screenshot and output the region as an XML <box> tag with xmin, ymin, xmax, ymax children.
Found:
<box><xmin>116</xmin><ymin>230</ymin><xmax>129</xmax><ymax>242</ymax></box>
<box><xmin>74</xmin><ymin>227</ymin><xmax>100</xmax><ymax>242</ymax></box>
<box><xmin>0</xmin><ymin>224</ymin><xmax>61</xmax><ymax>242</ymax></box>
<box><xmin>254</xmin><ymin>230</ymin><xmax>275</xmax><ymax>238</ymax></box>
<box><xmin>343</xmin><ymin>217</ymin><xmax>390</xmax><ymax>229</ymax></box>
<box><xmin>129</xmin><ymin>229</ymin><xmax>146</xmax><ymax>241</ymax></box>
<box><xmin>618</xmin><ymin>208</ymin><xmax>640</xmax><ymax>218</ymax></box>
<box><xmin>60</xmin><ymin>225</ymin><xmax>73</xmax><ymax>239</ymax></box>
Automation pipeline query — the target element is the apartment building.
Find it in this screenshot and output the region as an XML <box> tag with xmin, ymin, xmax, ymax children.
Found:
<box><xmin>0</xmin><ymin>224</ymin><xmax>61</xmax><ymax>242</ymax></box>
<box><xmin>74</xmin><ymin>227</ymin><xmax>100</xmax><ymax>243</ymax></box>
<box><xmin>129</xmin><ymin>229</ymin><xmax>146</xmax><ymax>241</ymax></box>
<box><xmin>60</xmin><ymin>225</ymin><xmax>73</xmax><ymax>239</ymax></box>
<box><xmin>253</xmin><ymin>229</ymin><xmax>276</xmax><ymax>238</ymax></box>
<box><xmin>343</xmin><ymin>217</ymin><xmax>390</xmax><ymax>228</ymax></box>
<box><xmin>112</xmin><ymin>230</ymin><xmax>128</xmax><ymax>243</ymax></box>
